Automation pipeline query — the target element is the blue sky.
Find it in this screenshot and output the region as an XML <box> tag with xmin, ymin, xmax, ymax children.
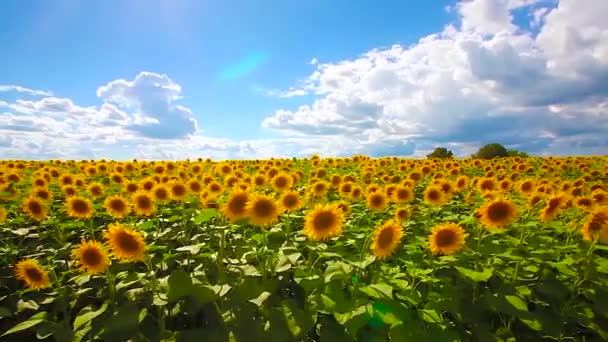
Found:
<box><xmin>1</xmin><ymin>0</ymin><xmax>607</xmax><ymax>160</ymax></box>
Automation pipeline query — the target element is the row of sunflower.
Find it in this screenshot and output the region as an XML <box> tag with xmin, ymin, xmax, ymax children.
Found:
<box><xmin>0</xmin><ymin>156</ymin><xmax>607</xmax><ymax>340</ymax></box>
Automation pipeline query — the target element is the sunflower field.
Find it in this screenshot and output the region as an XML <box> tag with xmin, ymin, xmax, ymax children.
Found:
<box><xmin>1</xmin><ymin>156</ymin><xmax>608</xmax><ymax>341</ymax></box>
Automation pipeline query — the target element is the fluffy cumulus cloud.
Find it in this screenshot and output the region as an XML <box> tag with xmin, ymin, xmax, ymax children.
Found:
<box><xmin>263</xmin><ymin>0</ymin><xmax>608</xmax><ymax>157</ymax></box>
<box><xmin>0</xmin><ymin>72</ymin><xmax>200</xmax><ymax>159</ymax></box>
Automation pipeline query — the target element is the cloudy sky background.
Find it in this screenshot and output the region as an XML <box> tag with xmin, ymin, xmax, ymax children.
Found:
<box><xmin>0</xmin><ymin>0</ymin><xmax>607</xmax><ymax>160</ymax></box>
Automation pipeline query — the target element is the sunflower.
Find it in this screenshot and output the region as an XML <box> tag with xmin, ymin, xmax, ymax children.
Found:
<box><xmin>132</xmin><ymin>191</ymin><xmax>156</xmax><ymax>216</ymax></box>
<box><xmin>280</xmin><ymin>191</ymin><xmax>302</xmax><ymax>212</ymax></box>
<box><xmin>476</xmin><ymin>197</ymin><xmax>518</xmax><ymax>231</ymax></box>
<box><xmin>367</xmin><ymin>191</ymin><xmax>388</xmax><ymax>211</ymax></box>
<box><xmin>339</xmin><ymin>182</ymin><xmax>354</xmax><ymax>197</ymax></box>
<box><xmin>104</xmin><ymin>195</ymin><xmax>130</xmax><ymax>219</ymax></box>
<box><xmin>303</xmin><ymin>203</ymin><xmax>344</xmax><ymax>241</ymax></box>
<box><xmin>271</xmin><ymin>173</ymin><xmax>292</xmax><ymax>192</ymax></box>
<box><xmin>424</xmin><ymin>185</ymin><xmax>446</xmax><ymax>207</ymax></box>
<box><xmin>169</xmin><ymin>181</ymin><xmax>188</xmax><ymax>201</ymax></box>
<box><xmin>65</xmin><ymin>196</ymin><xmax>94</xmax><ymax>219</ymax></box>
<box><xmin>310</xmin><ymin>181</ymin><xmax>329</xmax><ymax>197</ymax></box>
<box><xmin>222</xmin><ymin>190</ymin><xmax>250</xmax><ymax>223</ymax></box>
<box><xmin>0</xmin><ymin>207</ymin><xmax>7</xmax><ymax>224</ymax></box>
<box><xmin>336</xmin><ymin>200</ymin><xmax>351</xmax><ymax>216</ymax></box>
<box><xmin>71</xmin><ymin>240</ymin><xmax>110</xmax><ymax>274</ymax></box>
<box><xmin>245</xmin><ymin>193</ymin><xmax>280</xmax><ymax>225</ymax></box>
<box><xmin>350</xmin><ymin>186</ymin><xmax>363</xmax><ymax>201</ymax></box>
<box><xmin>32</xmin><ymin>187</ymin><xmax>52</xmax><ymax>201</ymax></box>
<box><xmin>187</xmin><ymin>179</ymin><xmax>203</xmax><ymax>193</ymax></box>
<box><xmin>62</xmin><ymin>185</ymin><xmax>77</xmax><ymax>197</ymax></box>
<box><xmin>371</xmin><ymin>220</ymin><xmax>404</xmax><ymax>259</ymax></box>
<box><xmin>123</xmin><ymin>181</ymin><xmax>139</xmax><ymax>194</ymax></box>
<box><xmin>14</xmin><ymin>259</ymin><xmax>50</xmax><ymax>290</ymax></box>
<box><xmin>394</xmin><ymin>207</ymin><xmax>410</xmax><ymax>222</ymax></box>
<box><xmin>22</xmin><ymin>196</ymin><xmax>47</xmax><ymax>221</ymax></box>
<box><xmin>540</xmin><ymin>193</ymin><xmax>567</xmax><ymax>222</ymax></box>
<box><xmin>582</xmin><ymin>207</ymin><xmax>608</xmax><ymax>243</ymax></box>
<box><xmin>140</xmin><ymin>178</ymin><xmax>156</xmax><ymax>192</ymax></box>
<box><xmin>428</xmin><ymin>223</ymin><xmax>468</xmax><ymax>256</ymax></box>
<box><xmin>575</xmin><ymin>196</ymin><xmax>595</xmax><ymax>211</ymax></box>
<box><xmin>152</xmin><ymin>184</ymin><xmax>170</xmax><ymax>203</ymax></box>
<box><xmin>454</xmin><ymin>176</ymin><xmax>468</xmax><ymax>192</ymax></box>
<box><xmin>105</xmin><ymin>223</ymin><xmax>147</xmax><ymax>261</ymax></box>
<box><xmin>87</xmin><ymin>182</ymin><xmax>104</xmax><ymax>198</ymax></box>
<box><xmin>477</xmin><ymin>178</ymin><xmax>496</xmax><ymax>193</ymax></box>
<box><xmin>208</xmin><ymin>181</ymin><xmax>223</xmax><ymax>195</ymax></box>
<box><xmin>393</xmin><ymin>185</ymin><xmax>414</xmax><ymax>204</ymax></box>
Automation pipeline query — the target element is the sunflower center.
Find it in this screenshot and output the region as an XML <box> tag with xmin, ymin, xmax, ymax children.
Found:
<box><xmin>435</xmin><ymin>229</ymin><xmax>455</xmax><ymax>248</ymax></box>
<box><xmin>28</xmin><ymin>201</ymin><xmax>43</xmax><ymax>215</ymax></box>
<box><xmin>377</xmin><ymin>228</ymin><xmax>395</xmax><ymax>249</ymax></box>
<box><xmin>487</xmin><ymin>202</ymin><xmax>511</xmax><ymax>222</ymax></box>
<box><xmin>155</xmin><ymin>189</ymin><xmax>169</xmax><ymax>200</ymax></box>
<box><xmin>110</xmin><ymin>199</ymin><xmax>126</xmax><ymax>211</ymax></box>
<box><xmin>172</xmin><ymin>185</ymin><xmax>186</xmax><ymax>197</ymax></box>
<box><xmin>253</xmin><ymin>199</ymin><xmax>275</xmax><ymax>217</ymax></box>
<box><xmin>312</xmin><ymin>211</ymin><xmax>336</xmax><ymax>232</ymax></box>
<box><xmin>370</xmin><ymin>194</ymin><xmax>385</xmax><ymax>207</ymax></box>
<box><xmin>283</xmin><ymin>195</ymin><xmax>298</xmax><ymax>208</ymax></box>
<box><xmin>136</xmin><ymin>196</ymin><xmax>152</xmax><ymax>209</ymax></box>
<box><xmin>82</xmin><ymin>248</ymin><xmax>103</xmax><ymax>266</ymax></box>
<box><xmin>24</xmin><ymin>267</ymin><xmax>43</xmax><ymax>282</ymax></box>
<box><xmin>72</xmin><ymin>199</ymin><xmax>89</xmax><ymax>213</ymax></box>
<box><xmin>127</xmin><ymin>184</ymin><xmax>138</xmax><ymax>192</ymax></box>
<box><xmin>228</xmin><ymin>195</ymin><xmax>248</xmax><ymax>214</ymax></box>
<box><xmin>341</xmin><ymin>184</ymin><xmax>352</xmax><ymax>193</ymax></box>
<box><xmin>274</xmin><ymin>177</ymin><xmax>287</xmax><ymax>188</ymax></box>
<box><xmin>427</xmin><ymin>190</ymin><xmax>440</xmax><ymax>201</ymax></box>
<box><xmin>117</xmin><ymin>232</ymin><xmax>140</xmax><ymax>253</ymax></box>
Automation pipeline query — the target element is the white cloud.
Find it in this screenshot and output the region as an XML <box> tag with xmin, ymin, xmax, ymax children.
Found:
<box><xmin>97</xmin><ymin>72</ymin><xmax>198</xmax><ymax>139</ymax></box>
<box><xmin>0</xmin><ymin>85</ymin><xmax>53</xmax><ymax>97</ymax></box>
<box><xmin>262</xmin><ymin>0</ymin><xmax>608</xmax><ymax>157</ymax></box>
<box><xmin>458</xmin><ymin>0</ymin><xmax>517</xmax><ymax>35</ymax></box>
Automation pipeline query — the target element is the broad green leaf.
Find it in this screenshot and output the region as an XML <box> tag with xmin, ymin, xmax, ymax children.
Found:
<box><xmin>454</xmin><ymin>266</ymin><xmax>493</xmax><ymax>282</ymax></box>
<box><xmin>520</xmin><ymin>318</ymin><xmax>543</xmax><ymax>331</ymax></box>
<box><xmin>194</xmin><ymin>209</ymin><xmax>217</xmax><ymax>224</ymax></box>
<box><xmin>358</xmin><ymin>283</ymin><xmax>393</xmax><ymax>299</ymax></box>
<box><xmin>74</xmin><ymin>303</ymin><xmax>108</xmax><ymax>330</ymax></box>
<box><xmin>2</xmin><ymin>312</ymin><xmax>47</xmax><ymax>336</ymax></box>
<box><xmin>167</xmin><ymin>270</ymin><xmax>193</xmax><ymax>302</ymax></box>
<box><xmin>103</xmin><ymin>303</ymin><xmax>139</xmax><ymax>341</ymax></box>
<box><xmin>420</xmin><ymin>309</ymin><xmax>443</xmax><ymax>324</ymax></box>
<box><xmin>505</xmin><ymin>295</ymin><xmax>528</xmax><ymax>312</ymax></box>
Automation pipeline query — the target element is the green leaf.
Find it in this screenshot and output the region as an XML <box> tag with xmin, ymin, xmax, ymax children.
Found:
<box><xmin>249</xmin><ymin>291</ymin><xmax>271</xmax><ymax>307</ymax></box>
<box><xmin>103</xmin><ymin>303</ymin><xmax>139</xmax><ymax>341</ymax></box>
<box><xmin>2</xmin><ymin>312</ymin><xmax>47</xmax><ymax>336</ymax></box>
<box><xmin>175</xmin><ymin>243</ymin><xmax>205</xmax><ymax>255</ymax></box>
<box><xmin>74</xmin><ymin>303</ymin><xmax>109</xmax><ymax>330</ymax></box>
<box><xmin>454</xmin><ymin>266</ymin><xmax>493</xmax><ymax>282</ymax></box>
<box><xmin>520</xmin><ymin>318</ymin><xmax>542</xmax><ymax>331</ymax></box>
<box><xmin>194</xmin><ymin>209</ymin><xmax>217</xmax><ymax>224</ymax></box>
<box><xmin>359</xmin><ymin>283</ymin><xmax>393</xmax><ymax>299</ymax></box>
<box><xmin>0</xmin><ymin>307</ymin><xmax>12</xmax><ymax>318</ymax></box>
<box><xmin>167</xmin><ymin>270</ymin><xmax>194</xmax><ymax>302</ymax></box>
<box><xmin>420</xmin><ymin>309</ymin><xmax>443</xmax><ymax>324</ymax></box>
<box><xmin>191</xmin><ymin>285</ymin><xmax>217</xmax><ymax>306</ymax></box>
<box><xmin>505</xmin><ymin>295</ymin><xmax>528</xmax><ymax>312</ymax></box>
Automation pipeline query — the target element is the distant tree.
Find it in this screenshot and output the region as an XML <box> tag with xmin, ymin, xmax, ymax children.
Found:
<box><xmin>507</xmin><ymin>149</ymin><xmax>530</xmax><ymax>158</ymax></box>
<box><xmin>472</xmin><ymin>143</ymin><xmax>509</xmax><ymax>159</ymax></box>
<box><xmin>427</xmin><ymin>147</ymin><xmax>454</xmax><ymax>159</ymax></box>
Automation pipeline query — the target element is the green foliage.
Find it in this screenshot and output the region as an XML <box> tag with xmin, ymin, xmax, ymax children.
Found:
<box><xmin>426</xmin><ymin>147</ymin><xmax>454</xmax><ymax>159</ymax></box>
<box><xmin>472</xmin><ymin>143</ymin><xmax>509</xmax><ymax>159</ymax></box>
